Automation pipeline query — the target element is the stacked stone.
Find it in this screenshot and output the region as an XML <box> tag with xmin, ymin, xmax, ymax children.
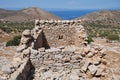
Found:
<box><xmin>0</xmin><ymin>53</ymin><xmax>31</xmax><ymax>80</ymax></box>
<box><xmin>34</xmin><ymin>19</ymin><xmax>87</xmax><ymax>47</ymax></box>
<box><xmin>17</xmin><ymin>29</ymin><xmax>32</xmax><ymax>52</ymax></box>
<box><xmin>29</xmin><ymin>44</ymin><xmax>106</xmax><ymax>80</ymax></box>
<box><xmin>1</xmin><ymin>19</ymin><xmax>107</xmax><ymax>80</ymax></box>
<box><xmin>0</xmin><ymin>29</ymin><xmax>37</xmax><ymax>80</ymax></box>
<box><xmin>75</xmin><ymin>25</ymin><xmax>88</xmax><ymax>47</ymax></box>
<box><xmin>36</xmin><ymin>19</ymin><xmax>81</xmax><ymax>25</ymax></box>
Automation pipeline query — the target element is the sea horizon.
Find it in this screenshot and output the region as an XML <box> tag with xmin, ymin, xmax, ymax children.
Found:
<box><xmin>1</xmin><ymin>7</ymin><xmax>120</xmax><ymax>20</ymax></box>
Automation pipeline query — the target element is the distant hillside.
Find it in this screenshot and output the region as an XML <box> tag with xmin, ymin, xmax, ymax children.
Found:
<box><xmin>76</xmin><ymin>10</ymin><xmax>120</xmax><ymax>38</ymax></box>
<box><xmin>77</xmin><ymin>10</ymin><xmax>120</xmax><ymax>26</ymax></box>
<box><xmin>0</xmin><ymin>7</ymin><xmax>61</xmax><ymax>22</ymax></box>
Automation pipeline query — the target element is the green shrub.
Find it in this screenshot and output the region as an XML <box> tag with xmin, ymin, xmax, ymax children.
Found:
<box><xmin>107</xmin><ymin>34</ymin><xmax>119</xmax><ymax>41</ymax></box>
<box><xmin>87</xmin><ymin>36</ymin><xmax>94</xmax><ymax>44</ymax></box>
<box><xmin>6</xmin><ymin>35</ymin><xmax>21</xmax><ymax>46</ymax></box>
<box><xmin>99</xmin><ymin>31</ymin><xmax>109</xmax><ymax>38</ymax></box>
<box><xmin>0</xmin><ymin>22</ymin><xmax>34</xmax><ymax>33</ymax></box>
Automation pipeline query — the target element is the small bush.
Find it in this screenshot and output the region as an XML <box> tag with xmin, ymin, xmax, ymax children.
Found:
<box><xmin>6</xmin><ymin>35</ymin><xmax>21</xmax><ymax>46</ymax></box>
<box><xmin>107</xmin><ymin>34</ymin><xmax>119</xmax><ymax>41</ymax></box>
<box><xmin>87</xmin><ymin>36</ymin><xmax>94</xmax><ymax>44</ymax></box>
<box><xmin>99</xmin><ymin>31</ymin><xmax>109</xmax><ymax>38</ymax></box>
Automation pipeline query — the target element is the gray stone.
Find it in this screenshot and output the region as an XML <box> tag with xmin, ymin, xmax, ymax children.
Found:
<box><xmin>112</xmin><ymin>74</ymin><xmax>120</xmax><ymax>80</ymax></box>
<box><xmin>95</xmin><ymin>65</ymin><xmax>105</xmax><ymax>76</ymax></box>
<box><xmin>38</xmin><ymin>47</ymin><xmax>45</xmax><ymax>52</ymax></box>
<box><xmin>16</xmin><ymin>44</ymin><xmax>27</xmax><ymax>52</ymax></box>
<box><xmin>81</xmin><ymin>60</ymin><xmax>90</xmax><ymax>72</ymax></box>
<box><xmin>83</xmin><ymin>46</ymin><xmax>91</xmax><ymax>53</ymax></box>
<box><xmin>91</xmin><ymin>77</ymin><xmax>100</xmax><ymax>80</ymax></box>
<box><xmin>81</xmin><ymin>52</ymin><xmax>86</xmax><ymax>57</ymax></box>
<box><xmin>22</xmin><ymin>29</ymin><xmax>31</xmax><ymax>36</ymax></box>
<box><xmin>22</xmin><ymin>48</ymin><xmax>30</xmax><ymax>56</ymax></box>
<box><xmin>20</xmin><ymin>37</ymin><xmax>31</xmax><ymax>44</ymax></box>
<box><xmin>70</xmin><ymin>73</ymin><xmax>79</xmax><ymax>80</ymax></box>
<box><xmin>87</xmin><ymin>52</ymin><xmax>94</xmax><ymax>58</ymax></box>
<box><xmin>1</xmin><ymin>64</ymin><xmax>15</xmax><ymax>74</ymax></box>
<box><xmin>0</xmin><ymin>74</ymin><xmax>9</xmax><ymax>80</ymax></box>
<box><xmin>55</xmin><ymin>54</ymin><xmax>62</xmax><ymax>59</ymax></box>
<box><xmin>88</xmin><ymin>64</ymin><xmax>97</xmax><ymax>75</ymax></box>
<box><xmin>45</xmin><ymin>48</ymin><xmax>61</xmax><ymax>53</ymax></box>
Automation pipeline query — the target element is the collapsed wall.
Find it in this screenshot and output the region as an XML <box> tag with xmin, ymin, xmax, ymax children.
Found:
<box><xmin>30</xmin><ymin>44</ymin><xmax>106</xmax><ymax>80</ymax></box>
<box><xmin>0</xmin><ymin>20</ymin><xmax>109</xmax><ymax>80</ymax></box>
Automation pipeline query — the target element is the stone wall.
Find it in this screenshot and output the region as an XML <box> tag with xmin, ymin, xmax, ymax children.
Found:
<box><xmin>0</xmin><ymin>56</ymin><xmax>31</xmax><ymax>80</ymax></box>
<box><xmin>34</xmin><ymin>20</ymin><xmax>87</xmax><ymax>48</ymax></box>
<box><xmin>29</xmin><ymin>44</ymin><xmax>107</xmax><ymax>80</ymax></box>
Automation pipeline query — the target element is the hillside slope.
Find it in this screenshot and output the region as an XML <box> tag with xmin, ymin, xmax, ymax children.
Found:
<box><xmin>78</xmin><ymin>10</ymin><xmax>120</xmax><ymax>26</ymax></box>
<box><xmin>76</xmin><ymin>10</ymin><xmax>120</xmax><ymax>38</ymax></box>
<box><xmin>0</xmin><ymin>7</ymin><xmax>61</xmax><ymax>22</ymax></box>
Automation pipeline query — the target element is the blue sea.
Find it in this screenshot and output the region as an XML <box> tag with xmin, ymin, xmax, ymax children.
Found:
<box><xmin>49</xmin><ymin>10</ymin><xmax>98</xmax><ymax>20</ymax></box>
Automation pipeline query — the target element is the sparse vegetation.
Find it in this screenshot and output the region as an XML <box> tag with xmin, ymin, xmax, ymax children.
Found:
<box><xmin>87</xmin><ymin>36</ymin><xmax>94</xmax><ymax>44</ymax></box>
<box><xmin>83</xmin><ymin>21</ymin><xmax>120</xmax><ymax>42</ymax></box>
<box><xmin>6</xmin><ymin>35</ymin><xmax>21</xmax><ymax>46</ymax></box>
<box><xmin>0</xmin><ymin>22</ymin><xmax>34</xmax><ymax>33</ymax></box>
<box><xmin>107</xmin><ymin>34</ymin><xmax>119</xmax><ymax>41</ymax></box>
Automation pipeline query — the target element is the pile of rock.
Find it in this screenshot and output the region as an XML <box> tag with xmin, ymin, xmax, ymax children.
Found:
<box><xmin>0</xmin><ymin>20</ymin><xmax>109</xmax><ymax>80</ymax></box>
<box><xmin>29</xmin><ymin>44</ymin><xmax>107</xmax><ymax>80</ymax></box>
<box><xmin>17</xmin><ymin>29</ymin><xmax>33</xmax><ymax>52</ymax></box>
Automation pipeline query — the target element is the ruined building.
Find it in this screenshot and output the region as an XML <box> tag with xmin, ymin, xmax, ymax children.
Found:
<box><xmin>0</xmin><ymin>20</ymin><xmax>109</xmax><ymax>80</ymax></box>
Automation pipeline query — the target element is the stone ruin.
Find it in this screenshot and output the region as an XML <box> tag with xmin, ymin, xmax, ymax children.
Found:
<box><xmin>0</xmin><ymin>20</ymin><xmax>108</xmax><ymax>80</ymax></box>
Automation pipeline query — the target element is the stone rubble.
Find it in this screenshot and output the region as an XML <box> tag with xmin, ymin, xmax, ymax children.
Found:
<box><xmin>0</xmin><ymin>20</ymin><xmax>118</xmax><ymax>80</ymax></box>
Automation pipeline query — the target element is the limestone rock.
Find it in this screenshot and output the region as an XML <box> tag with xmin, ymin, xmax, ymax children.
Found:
<box><xmin>16</xmin><ymin>44</ymin><xmax>27</xmax><ymax>52</ymax></box>
<box><xmin>1</xmin><ymin>64</ymin><xmax>15</xmax><ymax>74</ymax></box>
<box><xmin>70</xmin><ymin>73</ymin><xmax>79</xmax><ymax>80</ymax></box>
<box><xmin>81</xmin><ymin>60</ymin><xmax>90</xmax><ymax>72</ymax></box>
<box><xmin>87</xmin><ymin>52</ymin><xmax>94</xmax><ymax>58</ymax></box>
<box><xmin>91</xmin><ymin>77</ymin><xmax>100</xmax><ymax>80</ymax></box>
<box><xmin>88</xmin><ymin>64</ymin><xmax>97</xmax><ymax>75</ymax></box>
<box><xmin>95</xmin><ymin>65</ymin><xmax>105</xmax><ymax>76</ymax></box>
<box><xmin>83</xmin><ymin>45</ymin><xmax>91</xmax><ymax>54</ymax></box>
<box><xmin>22</xmin><ymin>29</ymin><xmax>31</xmax><ymax>36</ymax></box>
<box><xmin>38</xmin><ymin>47</ymin><xmax>45</xmax><ymax>52</ymax></box>
<box><xmin>112</xmin><ymin>74</ymin><xmax>120</xmax><ymax>80</ymax></box>
<box><xmin>22</xmin><ymin>48</ymin><xmax>30</xmax><ymax>56</ymax></box>
<box><xmin>45</xmin><ymin>48</ymin><xmax>61</xmax><ymax>53</ymax></box>
<box><xmin>20</xmin><ymin>37</ymin><xmax>31</xmax><ymax>44</ymax></box>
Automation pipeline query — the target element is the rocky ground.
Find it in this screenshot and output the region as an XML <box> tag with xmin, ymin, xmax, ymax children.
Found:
<box><xmin>0</xmin><ymin>41</ymin><xmax>120</xmax><ymax>80</ymax></box>
<box><xmin>0</xmin><ymin>34</ymin><xmax>120</xmax><ymax>80</ymax></box>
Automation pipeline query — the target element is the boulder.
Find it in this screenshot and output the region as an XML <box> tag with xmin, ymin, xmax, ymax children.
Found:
<box><xmin>83</xmin><ymin>45</ymin><xmax>91</xmax><ymax>54</ymax></box>
<box><xmin>95</xmin><ymin>65</ymin><xmax>105</xmax><ymax>76</ymax></box>
<box><xmin>20</xmin><ymin>37</ymin><xmax>31</xmax><ymax>44</ymax></box>
<box><xmin>1</xmin><ymin>64</ymin><xmax>15</xmax><ymax>74</ymax></box>
<box><xmin>22</xmin><ymin>29</ymin><xmax>31</xmax><ymax>36</ymax></box>
<box><xmin>16</xmin><ymin>44</ymin><xmax>27</xmax><ymax>52</ymax></box>
<box><xmin>45</xmin><ymin>48</ymin><xmax>61</xmax><ymax>53</ymax></box>
<box><xmin>22</xmin><ymin>48</ymin><xmax>30</xmax><ymax>56</ymax></box>
<box><xmin>38</xmin><ymin>47</ymin><xmax>45</xmax><ymax>52</ymax></box>
<box><xmin>81</xmin><ymin>60</ymin><xmax>91</xmax><ymax>72</ymax></box>
<box><xmin>87</xmin><ymin>52</ymin><xmax>94</xmax><ymax>58</ymax></box>
<box><xmin>70</xmin><ymin>73</ymin><xmax>79</xmax><ymax>80</ymax></box>
<box><xmin>91</xmin><ymin>77</ymin><xmax>100</xmax><ymax>80</ymax></box>
<box><xmin>88</xmin><ymin>64</ymin><xmax>97</xmax><ymax>75</ymax></box>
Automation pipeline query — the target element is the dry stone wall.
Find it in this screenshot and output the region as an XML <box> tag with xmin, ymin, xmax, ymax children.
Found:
<box><xmin>29</xmin><ymin>44</ymin><xmax>107</xmax><ymax>80</ymax></box>
<box><xmin>34</xmin><ymin>20</ymin><xmax>87</xmax><ymax>48</ymax></box>
<box><xmin>0</xmin><ymin>19</ymin><xmax>111</xmax><ymax>80</ymax></box>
